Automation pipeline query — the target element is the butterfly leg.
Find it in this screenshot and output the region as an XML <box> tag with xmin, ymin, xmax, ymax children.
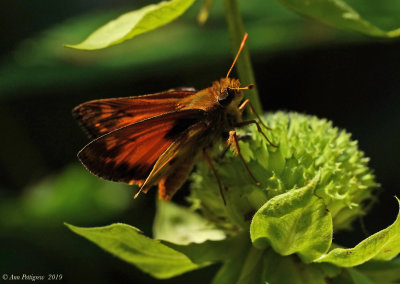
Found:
<box><xmin>238</xmin><ymin>99</ymin><xmax>273</xmax><ymax>131</ymax></box>
<box><xmin>228</xmin><ymin>130</ymin><xmax>261</xmax><ymax>186</ymax></box>
<box><xmin>218</xmin><ymin>133</ymin><xmax>252</xmax><ymax>160</ymax></box>
<box><xmin>217</xmin><ymin>144</ymin><xmax>230</xmax><ymax>161</ymax></box>
<box><xmin>203</xmin><ymin>149</ymin><xmax>226</xmax><ymax>205</ymax></box>
<box><xmin>234</xmin><ymin>119</ymin><xmax>277</xmax><ymax>147</ymax></box>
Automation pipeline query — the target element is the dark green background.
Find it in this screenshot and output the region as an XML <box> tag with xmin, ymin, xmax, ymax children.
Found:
<box><xmin>0</xmin><ymin>0</ymin><xmax>399</xmax><ymax>283</ymax></box>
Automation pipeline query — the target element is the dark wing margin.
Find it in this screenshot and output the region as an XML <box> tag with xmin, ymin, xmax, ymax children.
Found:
<box><xmin>73</xmin><ymin>91</ymin><xmax>197</xmax><ymax>139</ymax></box>
<box><xmin>77</xmin><ymin>109</ymin><xmax>205</xmax><ymax>185</ymax></box>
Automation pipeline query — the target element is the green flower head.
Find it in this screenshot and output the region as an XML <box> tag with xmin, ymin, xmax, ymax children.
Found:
<box><xmin>190</xmin><ymin>112</ymin><xmax>378</xmax><ymax>232</ymax></box>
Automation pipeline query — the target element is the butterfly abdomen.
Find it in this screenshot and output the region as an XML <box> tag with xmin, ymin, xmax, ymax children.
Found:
<box><xmin>158</xmin><ymin>158</ymin><xmax>196</xmax><ymax>200</ymax></box>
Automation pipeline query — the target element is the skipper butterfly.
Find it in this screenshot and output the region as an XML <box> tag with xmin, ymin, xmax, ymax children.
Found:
<box><xmin>73</xmin><ymin>34</ymin><xmax>273</xmax><ymax>203</ymax></box>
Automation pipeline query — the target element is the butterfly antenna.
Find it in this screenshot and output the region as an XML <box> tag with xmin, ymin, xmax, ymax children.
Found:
<box><xmin>226</xmin><ymin>33</ymin><xmax>248</xmax><ymax>78</ymax></box>
<box><xmin>235</xmin><ymin>84</ymin><xmax>254</xmax><ymax>91</ymax></box>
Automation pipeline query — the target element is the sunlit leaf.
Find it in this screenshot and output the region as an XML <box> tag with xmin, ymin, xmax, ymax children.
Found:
<box><xmin>165</xmin><ymin>232</ymin><xmax>248</xmax><ymax>264</ymax></box>
<box><xmin>315</xmin><ymin>198</ymin><xmax>400</xmax><ymax>266</ymax></box>
<box><xmin>66</xmin><ymin>223</ymin><xmax>202</xmax><ymax>279</ymax></box>
<box><xmin>250</xmin><ymin>173</ymin><xmax>333</xmax><ymax>263</ymax></box>
<box><xmin>153</xmin><ymin>200</ymin><xmax>225</xmax><ymax>245</ymax></box>
<box><xmin>66</xmin><ymin>0</ymin><xmax>196</xmax><ymax>50</ymax></box>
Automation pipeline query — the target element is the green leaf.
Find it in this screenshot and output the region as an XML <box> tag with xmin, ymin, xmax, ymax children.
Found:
<box><xmin>65</xmin><ymin>223</ymin><xmax>202</xmax><ymax>279</ymax></box>
<box><xmin>236</xmin><ymin>247</ymin><xmax>265</xmax><ymax>284</ymax></box>
<box><xmin>357</xmin><ymin>258</ymin><xmax>400</xmax><ymax>284</ymax></box>
<box><xmin>275</xmin><ymin>0</ymin><xmax>400</xmax><ymax>37</ymax></box>
<box><xmin>153</xmin><ymin>200</ymin><xmax>225</xmax><ymax>245</ymax></box>
<box><xmin>212</xmin><ymin>241</ymin><xmax>250</xmax><ymax>284</ymax></box>
<box><xmin>346</xmin><ymin>268</ymin><xmax>375</xmax><ymax>284</ymax></box>
<box><xmin>212</xmin><ymin>240</ymin><xmax>340</xmax><ymax>284</ymax></box>
<box><xmin>262</xmin><ymin>249</ymin><xmax>341</xmax><ymax>284</ymax></box>
<box><xmin>166</xmin><ymin>232</ymin><xmax>249</xmax><ymax>265</ymax></box>
<box><xmin>315</xmin><ymin>198</ymin><xmax>400</xmax><ymax>267</ymax></box>
<box><xmin>250</xmin><ymin>172</ymin><xmax>333</xmax><ymax>263</ymax></box>
<box><xmin>66</xmin><ymin>0</ymin><xmax>196</xmax><ymax>50</ymax></box>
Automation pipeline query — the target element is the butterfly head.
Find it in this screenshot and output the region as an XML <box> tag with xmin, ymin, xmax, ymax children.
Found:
<box><xmin>214</xmin><ymin>77</ymin><xmax>254</xmax><ymax>109</ymax></box>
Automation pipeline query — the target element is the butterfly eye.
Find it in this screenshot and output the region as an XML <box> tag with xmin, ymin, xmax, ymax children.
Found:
<box><xmin>218</xmin><ymin>88</ymin><xmax>236</xmax><ymax>107</ymax></box>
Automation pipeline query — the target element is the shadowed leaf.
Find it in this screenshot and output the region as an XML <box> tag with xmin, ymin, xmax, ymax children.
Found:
<box><xmin>276</xmin><ymin>0</ymin><xmax>400</xmax><ymax>37</ymax></box>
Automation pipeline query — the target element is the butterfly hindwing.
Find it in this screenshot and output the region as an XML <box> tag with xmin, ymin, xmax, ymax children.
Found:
<box><xmin>139</xmin><ymin>121</ymin><xmax>208</xmax><ymax>199</ymax></box>
<box><xmin>77</xmin><ymin>109</ymin><xmax>205</xmax><ymax>185</ymax></box>
<box><xmin>73</xmin><ymin>91</ymin><xmax>197</xmax><ymax>138</ymax></box>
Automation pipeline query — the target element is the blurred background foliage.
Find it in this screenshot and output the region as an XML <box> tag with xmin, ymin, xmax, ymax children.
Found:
<box><xmin>0</xmin><ymin>0</ymin><xmax>399</xmax><ymax>283</ymax></box>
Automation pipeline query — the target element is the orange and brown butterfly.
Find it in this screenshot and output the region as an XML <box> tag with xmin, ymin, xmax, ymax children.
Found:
<box><xmin>73</xmin><ymin>33</ymin><xmax>273</xmax><ymax>203</ymax></box>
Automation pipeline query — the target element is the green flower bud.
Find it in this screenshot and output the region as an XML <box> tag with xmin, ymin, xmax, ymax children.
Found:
<box><xmin>189</xmin><ymin>112</ymin><xmax>378</xmax><ymax>232</ymax></box>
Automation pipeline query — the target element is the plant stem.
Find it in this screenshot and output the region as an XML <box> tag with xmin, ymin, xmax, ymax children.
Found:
<box><xmin>224</xmin><ymin>0</ymin><xmax>262</xmax><ymax>114</ymax></box>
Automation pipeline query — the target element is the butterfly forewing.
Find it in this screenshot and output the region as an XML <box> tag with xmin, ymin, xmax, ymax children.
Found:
<box><xmin>73</xmin><ymin>91</ymin><xmax>197</xmax><ymax>138</ymax></box>
<box><xmin>77</xmin><ymin>109</ymin><xmax>205</xmax><ymax>185</ymax></box>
